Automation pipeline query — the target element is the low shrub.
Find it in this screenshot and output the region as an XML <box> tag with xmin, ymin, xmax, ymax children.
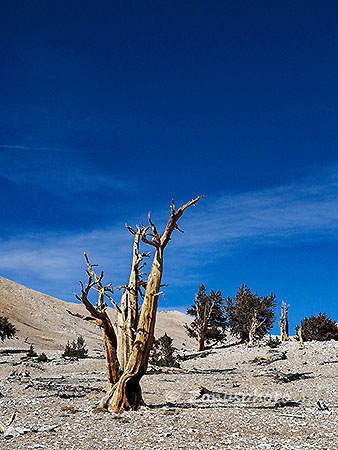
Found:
<box><xmin>62</xmin><ymin>336</ymin><xmax>88</xmax><ymax>359</ymax></box>
<box><xmin>27</xmin><ymin>344</ymin><xmax>38</xmax><ymax>357</ymax></box>
<box><xmin>296</xmin><ymin>312</ymin><xmax>338</xmax><ymax>341</ymax></box>
<box><xmin>266</xmin><ymin>336</ymin><xmax>281</xmax><ymax>348</ymax></box>
<box><xmin>37</xmin><ymin>352</ymin><xmax>48</xmax><ymax>362</ymax></box>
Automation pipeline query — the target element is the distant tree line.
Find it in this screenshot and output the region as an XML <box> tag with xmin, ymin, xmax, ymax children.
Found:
<box><xmin>185</xmin><ymin>284</ymin><xmax>338</xmax><ymax>350</ymax></box>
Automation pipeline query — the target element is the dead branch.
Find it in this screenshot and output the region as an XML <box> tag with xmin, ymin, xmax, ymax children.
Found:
<box><xmin>66</xmin><ymin>309</ymin><xmax>101</xmax><ymax>325</ymax></box>
<box><xmin>273</xmin><ymin>371</ymin><xmax>313</xmax><ymax>383</ymax></box>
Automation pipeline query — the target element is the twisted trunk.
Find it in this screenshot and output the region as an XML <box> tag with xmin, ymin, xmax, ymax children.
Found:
<box><xmin>100</xmin><ymin>318</ymin><xmax>120</xmax><ymax>391</ymax></box>
<box><xmin>108</xmin><ymin>196</ymin><xmax>203</xmax><ymax>412</ymax></box>
<box><xmin>197</xmin><ymin>335</ymin><xmax>205</xmax><ymax>351</ymax></box>
<box><xmin>116</xmin><ymin>232</ymin><xmax>141</xmax><ymax>370</ymax></box>
<box><xmin>108</xmin><ymin>247</ymin><xmax>163</xmax><ymax>411</ymax></box>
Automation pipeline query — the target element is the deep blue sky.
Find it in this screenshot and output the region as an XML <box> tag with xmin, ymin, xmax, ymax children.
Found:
<box><xmin>0</xmin><ymin>1</ymin><xmax>337</xmax><ymax>333</ymax></box>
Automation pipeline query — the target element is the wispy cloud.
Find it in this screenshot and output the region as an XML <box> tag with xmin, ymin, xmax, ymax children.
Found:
<box><xmin>0</xmin><ymin>145</ymin><xmax>61</xmax><ymax>151</ymax></box>
<box><xmin>0</xmin><ymin>165</ymin><xmax>337</xmax><ymax>297</ymax></box>
<box><xmin>173</xmin><ymin>167</ymin><xmax>338</xmax><ymax>252</ymax></box>
<box><xmin>0</xmin><ymin>145</ymin><xmax>138</xmax><ymax>194</ymax></box>
<box><xmin>0</xmin><ymin>226</ymin><xmax>133</xmax><ymax>300</ymax></box>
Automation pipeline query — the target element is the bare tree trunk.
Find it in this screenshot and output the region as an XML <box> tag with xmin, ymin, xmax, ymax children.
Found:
<box><xmin>297</xmin><ymin>327</ymin><xmax>305</xmax><ymax>350</ymax></box>
<box><xmin>108</xmin><ymin>247</ymin><xmax>163</xmax><ymax>411</ymax></box>
<box><xmin>280</xmin><ymin>302</ymin><xmax>289</xmax><ymax>341</ymax></box>
<box><xmin>248</xmin><ymin>312</ymin><xmax>258</xmax><ymax>345</ymax></box>
<box><xmin>100</xmin><ymin>320</ymin><xmax>120</xmax><ymax>390</ymax></box>
<box><xmin>285</xmin><ymin>306</ymin><xmax>289</xmax><ymax>338</ymax></box>
<box><xmin>72</xmin><ymin>254</ymin><xmax>121</xmax><ymax>397</ymax></box>
<box><xmin>116</xmin><ymin>230</ymin><xmax>145</xmax><ymax>370</ymax></box>
<box><xmin>108</xmin><ymin>196</ymin><xmax>203</xmax><ymax>412</ymax></box>
<box><xmin>197</xmin><ymin>334</ymin><xmax>205</xmax><ymax>351</ymax></box>
<box><xmin>248</xmin><ymin>310</ymin><xmax>266</xmax><ymax>345</ymax></box>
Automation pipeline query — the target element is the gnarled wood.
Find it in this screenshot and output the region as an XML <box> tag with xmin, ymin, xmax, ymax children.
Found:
<box><xmin>73</xmin><ymin>255</ymin><xmax>120</xmax><ymax>394</ymax></box>
<box><xmin>108</xmin><ymin>196</ymin><xmax>203</xmax><ymax>412</ymax></box>
<box><xmin>116</xmin><ymin>227</ymin><xmax>150</xmax><ymax>371</ymax></box>
<box><xmin>280</xmin><ymin>302</ymin><xmax>290</xmax><ymax>341</ymax></box>
<box><xmin>297</xmin><ymin>327</ymin><xmax>305</xmax><ymax>350</ymax></box>
<box><xmin>248</xmin><ymin>310</ymin><xmax>266</xmax><ymax>345</ymax></box>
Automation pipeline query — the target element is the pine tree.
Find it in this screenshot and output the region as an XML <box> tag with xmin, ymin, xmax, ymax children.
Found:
<box><xmin>0</xmin><ymin>316</ymin><xmax>16</xmax><ymax>341</ymax></box>
<box><xmin>185</xmin><ymin>285</ymin><xmax>227</xmax><ymax>351</ymax></box>
<box><xmin>225</xmin><ymin>284</ymin><xmax>276</xmax><ymax>343</ymax></box>
<box><xmin>149</xmin><ymin>333</ymin><xmax>180</xmax><ymax>367</ymax></box>
<box><xmin>296</xmin><ymin>312</ymin><xmax>338</xmax><ymax>341</ymax></box>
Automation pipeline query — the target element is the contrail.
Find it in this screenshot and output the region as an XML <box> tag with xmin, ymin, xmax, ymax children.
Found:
<box><xmin>0</xmin><ymin>144</ymin><xmax>63</xmax><ymax>152</ymax></box>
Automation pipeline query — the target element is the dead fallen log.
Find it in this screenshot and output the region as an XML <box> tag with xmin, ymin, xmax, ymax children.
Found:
<box><xmin>195</xmin><ymin>385</ymin><xmax>300</xmax><ymax>408</ymax></box>
<box><xmin>0</xmin><ymin>349</ymin><xmax>27</xmax><ymax>355</ymax></box>
<box><xmin>248</xmin><ymin>352</ymin><xmax>287</xmax><ymax>365</ymax></box>
<box><xmin>180</xmin><ymin>350</ymin><xmax>212</xmax><ymax>361</ymax></box>
<box><xmin>147</xmin><ymin>366</ymin><xmax>236</xmax><ymax>375</ymax></box>
<box><xmin>317</xmin><ymin>400</ymin><xmax>329</xmax><ymax>411</ymax></box>
<box><xmin>276</xmin><ymin>413</ymin><xmax>305</xmax><ymax>419</ymax></box>
<box><xmin>0</xmin><ymin>411</ymin><xmax>58</xmax><ymax>439</ymax></box>
<box><xmin>147</xmin><ymin>365</ymin><xmax>187</xmax><ymax>374</ymax></box>
<box><xmin>273</xmin><ymin>371</ymin><xmax>313</xmax><ymax>383</ymax></box>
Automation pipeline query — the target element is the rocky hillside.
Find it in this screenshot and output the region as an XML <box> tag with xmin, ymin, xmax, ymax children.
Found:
<box><xmin>0</xmin><ymin>277</ymin><xmax>194</xmax><ymax>351</ymax></box>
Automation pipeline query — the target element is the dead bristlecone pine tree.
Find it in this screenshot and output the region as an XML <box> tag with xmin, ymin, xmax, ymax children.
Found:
<box><xmin>71</xmin><ymin>196</ymin><xmax>203</xmax><ymax>412</ymax></box>
<box><xmin>279</xmin><ymin>302</ymin><xmax>290</xmax><ymax>341</ymax></box>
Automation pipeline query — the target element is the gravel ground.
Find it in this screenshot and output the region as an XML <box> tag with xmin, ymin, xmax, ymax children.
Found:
<box><xmin>0</xmin><ymin>339</ymin><xmax>337</xmax><ymax>450</ymax></box>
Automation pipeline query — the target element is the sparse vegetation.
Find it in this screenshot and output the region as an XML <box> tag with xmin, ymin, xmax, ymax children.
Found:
<box><xmin>149</xmin><ymin>333</ymin><xmax>180</xmax><ymax>367</ymax></box>
<box><xmin>37</xmin><ymin>352</ymin><xmax>48</xmax><ymax>362</ymax></box>
<box><xmin>266</xmin><ymin>335</ymin><xmax>281</xmax><ymax>348</ymax></box>
<box><xmin>296</xmin><ymin>312</ymin><xmax>338</xmax><ymax>341</ymax></box>
<box><xmin>185</xmin><ymin>285</ymin><xmax>227</xmax><ymax>351</ymax></box>
<box><xmin>62</xmin><ymin>336</ymin><xmax>88</xmax><ymax>359</ymax></box>
<box><xmin>61</xmin><ymin>406</ymin><xmax>78</xmax><ymax>414</ymax></box>
<box><xmin>92</xmin><ymin>407</ymin><xmax>109</xmax><ymax>414</ymax></box>
<box><xmin>0</xmin><ymin>316</ymin><xmax>17</xmax><ymax>341</ymax></box>
<box><xmin>225</xmin><ymin>284</ymin><xmax>277</xmax><ymax>343</ymax></box>
<box><xmin>27</xmin><ymin>344</ymin><xmax>38</xmax><ymax>357</ymax></box>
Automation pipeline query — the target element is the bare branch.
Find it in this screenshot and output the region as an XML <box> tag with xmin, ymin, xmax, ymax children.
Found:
<box><xmin>147</xmin><ymin>212</ymin><xmax>161</xmax><ymax>246</ymax></box>
<box><xmin>151</xmin><ymin>291</ymin><xmax>167</xmax><ymax>300</ymax></box>
<box><xmin>141</xmin><ymin>235</ymin><xmax>160</xmax><ymax>248</ymax></box>
<box><xmin>105</xmin><ymin>293</ymin><xmax>122</xmax><ymax>314</ymax></box>
<box><xmin>161</xmin><ymin>196</ymin><xmax>204</xmax><ymax>248</ymax></box>
<box><xmin>175</xmin><ymin>224</ymin><xmax>184</xmax><ymax>233</ymax></box>
<box><xmin>125</xmin><ymin>224</ymin><xmax>137</xmax><ymax>235</ymax></box>
<box><xmin>67</xmin><ymin>309</ymin><xmax>102</xmax><ymax>325</ymax></box>
<box><xmin>170</xmin><ymin>198</ymin><xmax>176</xmax><ymax>215</ymax></box>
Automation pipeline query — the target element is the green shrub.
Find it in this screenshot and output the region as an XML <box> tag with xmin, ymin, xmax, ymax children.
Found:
<box><xmin>62</xmin><ymin>336</ymin><xmax>88</xmax><ymax>359</ymax></box>
<box><xmin>0</xmin><ymin>316</ymin><xmax>16</xmax><ymax>341</ymax></box>
<box><xmin>37</xmin><ymin>352</ymin><xmax>48</xmax><ymax>362</ymax></box>
<box><xmin>149</xmin><ymin>333</ymin><xmax>180</xmax><ymax>367</ymax></box>
<box><xmin>27</xmin><ymin>344</ymin><xmax>38</xmax><ymax>357</ymax></box>
<box><xmin>296</xmin><ymin>312</ymin><xmax>338</xmax><ymax>341</ymax></box>
<box><xmin>266</xmin><ymin>336</ymin><xmax>281</xmax><ymax>348</ymax></box>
